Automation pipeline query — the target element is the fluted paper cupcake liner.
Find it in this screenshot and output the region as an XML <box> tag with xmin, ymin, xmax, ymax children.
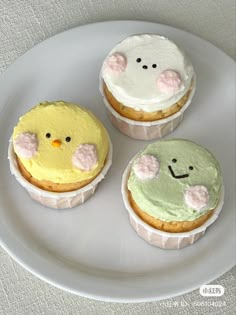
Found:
<box><xmin>100</xmin><ymin>76</ymin><xmax>196</xmax><ymax>140</ymax></box>
<box><xmin>121</xmin><ymin>154</ymin><xmax>224</xmax><ymax>249</ymax></box>
<box><xmin>8</xmin><ymin>139</ymin><xmax>112</xmax><ymax>209</ymax></box>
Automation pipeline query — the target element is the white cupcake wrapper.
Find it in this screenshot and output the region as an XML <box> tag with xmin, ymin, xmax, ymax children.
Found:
<box><xmin>99</xmin><ymin>75</ymin><xmax>196</xmax><ymax>140</ymax></box>
<box><xmin>121</xmin><ymin>155</ymin><xmax>224</xmax><ymax>249</ymax></box>
<box><xmin>8</xmin><ymin>138</ymin><xmax>112</xmax><ymax>209</ymax></box>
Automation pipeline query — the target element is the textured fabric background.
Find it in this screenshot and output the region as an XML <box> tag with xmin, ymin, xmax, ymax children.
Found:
<box><xmin>0</xmin><ymin>1</ymin><xmax>235</xmax><ymax>314</ymax></box>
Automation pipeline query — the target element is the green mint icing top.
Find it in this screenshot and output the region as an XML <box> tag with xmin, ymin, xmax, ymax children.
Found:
<box><xmin>127</xmin><ymin>139</ymin><xmax>222</xmax><ymax>222</ymax></box>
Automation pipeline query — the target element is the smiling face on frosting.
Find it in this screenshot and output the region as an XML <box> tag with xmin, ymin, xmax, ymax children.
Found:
<box><xmin>102</xmin><ymin>34</ymin><xmax>195</xmax><ymax>112</ymax></box>
<box><xmin>13</xmin><ymin>101</ymin><xmax>109</xmax><ymax>184</ymax></box>
<box><xmin>128</xmin><ymin>139</ymin><xmax>222</xmax><ymax>222</ymax></box>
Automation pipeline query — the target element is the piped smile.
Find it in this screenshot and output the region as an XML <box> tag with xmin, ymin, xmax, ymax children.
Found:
<box><xmin>168</xmin><ymin>165</ymin><xmax>189</xmax><ymax>179</ymax></box>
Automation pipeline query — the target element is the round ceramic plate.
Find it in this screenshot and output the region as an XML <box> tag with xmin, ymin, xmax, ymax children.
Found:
<box><xmin>0</xmin><ymin>21</ymin><xmax>235</xmax><ymax>302</ymax></box>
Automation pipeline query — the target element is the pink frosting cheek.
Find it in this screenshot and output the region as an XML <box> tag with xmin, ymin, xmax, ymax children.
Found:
<box><xmin>103</xmin><ymin>53</ymin><xmax>127</xmax><ymax>73</ymax></box>
<box><xmin>133</xmin><ymin>154</ymin><xmax>160</xmax><ymax>180</ymax></box>
<box><xmin>184</xmin><ymin>185</ymin><xmax>209</xmax><ymax>211</ymax></box>
<box><xmin>72</xmin><ymin>144</ymin><xmax>98</xmax><ymax>171</ymax></box>
<box><xmin>157</xmin><ymin>70</ymin><xmax>182</xmax><ymax>95</ymax></box>
<box><xmin>13</xmin><ymin>132</ymin><xmax>38</xmax><ymax>159</ymax></box>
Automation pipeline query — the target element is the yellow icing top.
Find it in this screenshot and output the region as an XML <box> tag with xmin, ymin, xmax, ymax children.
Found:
<box><xmin>13</xmin><ymin>101</ymin><xmax>109</xmax><ymax>184</ymax></box>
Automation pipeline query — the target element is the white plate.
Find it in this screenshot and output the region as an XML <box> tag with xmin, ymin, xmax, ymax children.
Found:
<box><xmin>0</xmin><ymin>21</ymin><xmax>235</xmax><ymax>302</ymax></box>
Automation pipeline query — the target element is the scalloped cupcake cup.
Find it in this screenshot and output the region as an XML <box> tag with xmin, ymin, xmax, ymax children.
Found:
<box><xmin>100</xmin><ymin>76</ymin><xmax>196</xmax><ymax>140</ymax></box>
<box><xmin>8</xmin><ymin>139</ymin><xmax>112</xmax><ymax>209</ymax></box>
<box><xmin>121</xmin><ymin>155</ymin><xmax>224</xmax><ymax>249</ymax></box>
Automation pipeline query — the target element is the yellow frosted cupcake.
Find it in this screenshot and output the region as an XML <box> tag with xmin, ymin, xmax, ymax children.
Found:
<box><xmin>9</xmin><ymin>101</ymin><xmax>112</xmax><ymax>208</ymax></box>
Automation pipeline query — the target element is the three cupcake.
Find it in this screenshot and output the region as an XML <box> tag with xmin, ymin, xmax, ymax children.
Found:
<box><xmin>8</xmin><ymin>34</ymin><xmax>223</xmax><ymax>250</ymax></box>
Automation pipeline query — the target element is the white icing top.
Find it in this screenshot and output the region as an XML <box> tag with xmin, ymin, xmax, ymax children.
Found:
<box><xmin>101</xmin><ymin>34</ymin><xmax>195</xmax><ymax>112</ymax></box>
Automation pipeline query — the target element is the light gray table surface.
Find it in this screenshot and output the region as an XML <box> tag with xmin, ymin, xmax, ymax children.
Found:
<box><xmin>0</xmin><ymin>1</ymin><xmax>235</xmax><ymax>314</ymax></box>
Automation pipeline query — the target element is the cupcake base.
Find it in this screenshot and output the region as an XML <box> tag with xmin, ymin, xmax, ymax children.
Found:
<box><xmin>103</xmin><ymin>81</ymin><xmax>194</xmax><ymax>122</ymax></box>
<box><xmin>8</xmin><ymin>139</ymin><xmax>112</xmax><ymax>209</ymax></box>
<box><xmin>128</xmin><ymin>190</ymin><xmax>214</xmax><ymax>233</ymax></box>
<box><xmin>16</xmin><ymin>156</ymin><xmax>101</xmax><ymax>192</ymax></box>
<box><xmin>121</xmin><ymin>155</ymin><xmax>224</xmax><ymax>249</ymax></box>
<box><xmin>100</xmin><ymin>76</ymin><xmax>196</xmax><ymax>140</ymax></box>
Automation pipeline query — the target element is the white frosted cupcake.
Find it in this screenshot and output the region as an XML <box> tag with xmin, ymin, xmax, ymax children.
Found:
<box><xmin>122</xmin><ymin>139</ymin><xmax>224</xmax><ymax>249</ymax></box>
<box><xmin>100</xmin><ymin>34</ymin><xmax>196</xmax><ymax>140</ymax></box>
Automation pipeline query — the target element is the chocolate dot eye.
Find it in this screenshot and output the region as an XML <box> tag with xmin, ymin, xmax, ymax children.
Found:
<box><xmin>143</xmin><ymin>65</ymin><xmax>148</xmax><ymax>69</ymax></box>
<box><xmin>46</xmin><ymin>133</ymin><xmax>51</xmax><ymax>138</ymax></box>
<box><xmin>152</xmin><ymin>64</ymin><xmax>157</xmax><ymax>68</ymax></box>
<box><xmin>172</xmin><ymin>158</ymin><xmax>177</xmax><ymax>163</ymax></box>
<box><xmin>136</xmin><ymin>58</ymin><xmax>141</xmax><ymax>63</ymax></box>
<box><xmin>189</xmin><ymin>166</ymin><xmax>194</xmax><ymax>170</ymax></box>
<box><xmin>65</xmin><ymin>136</ymin><xmax>71</xmax><ymax>142</ymax></box>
